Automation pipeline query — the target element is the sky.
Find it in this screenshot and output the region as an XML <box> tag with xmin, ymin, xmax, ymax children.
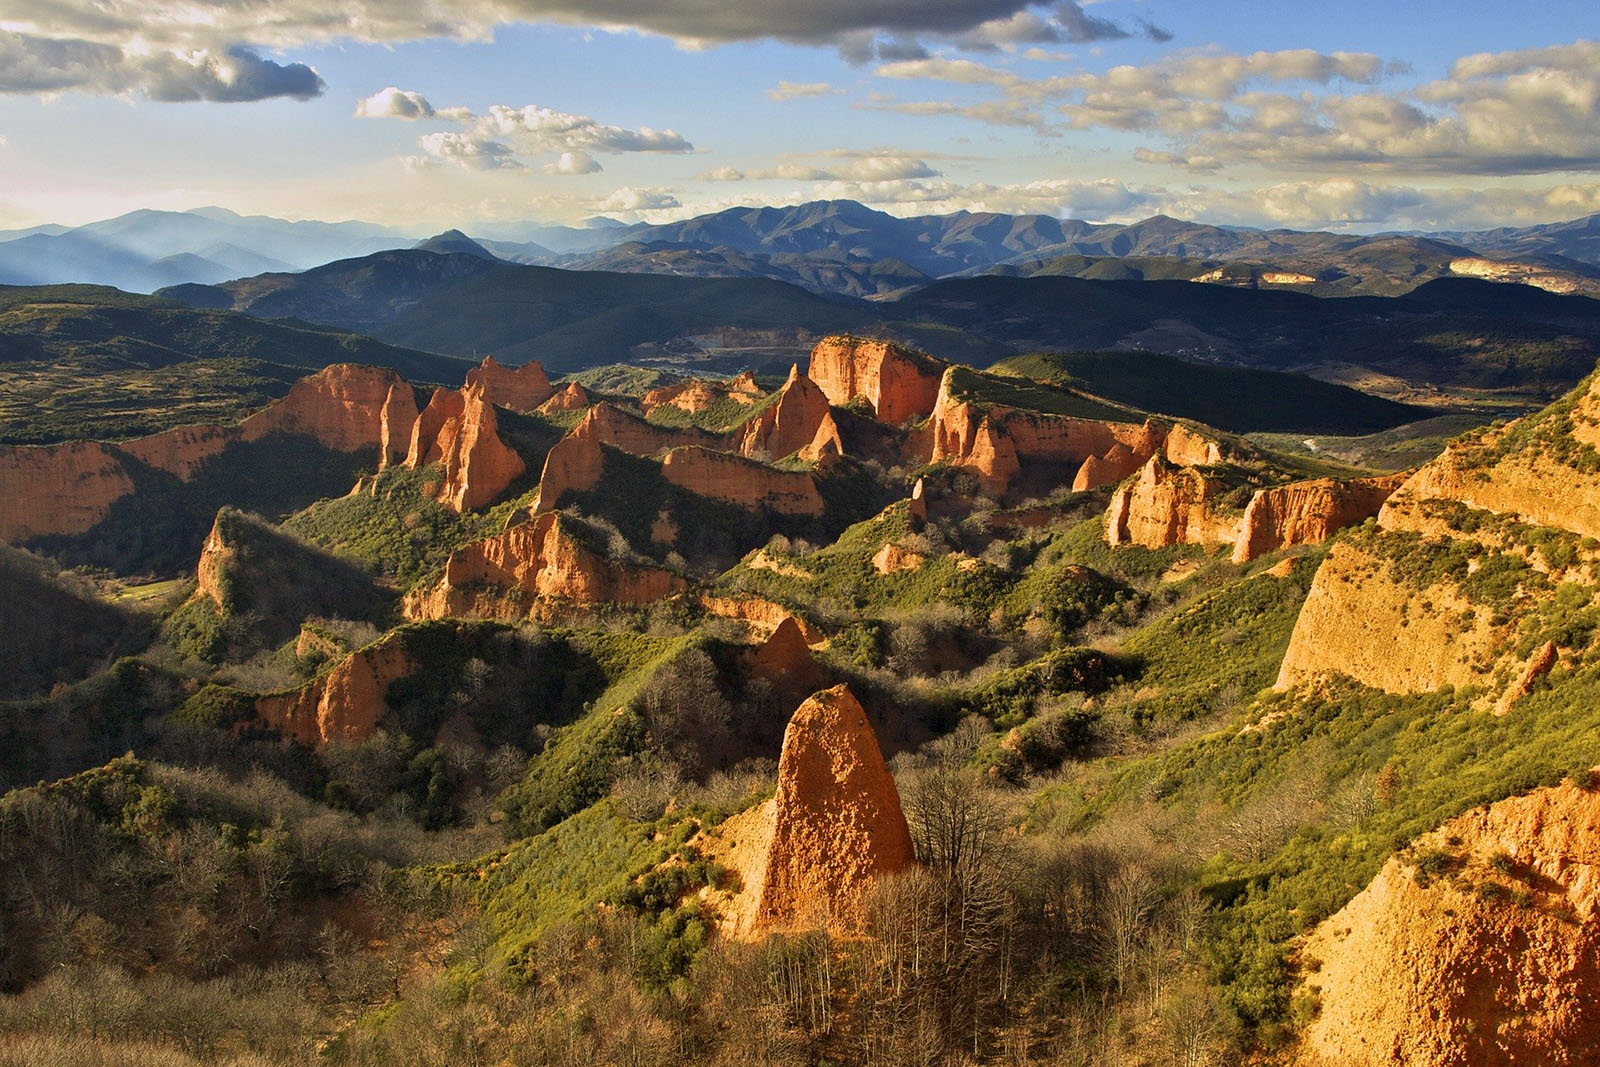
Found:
<box><xmin>1</xmin><ymin>1</ymin><xmax>1599</xmax><ymax>233</ymax></box>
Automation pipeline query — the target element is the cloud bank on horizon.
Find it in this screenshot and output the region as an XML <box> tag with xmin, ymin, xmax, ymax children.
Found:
<box><xmin>0</xmin><ymin>1</ymin><xmax>1597</xmax><ymax>232</ymax></box>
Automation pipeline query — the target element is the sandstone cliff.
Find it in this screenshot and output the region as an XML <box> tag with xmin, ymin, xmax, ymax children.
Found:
<box><xmin>464</xmin><ymin>355</ymin><xmax>553</xmax><ymax>411</ymax></box>
<box><xmin>732</xmin><ymin>366</ymin><xmax>843</xmax><ymax>462</ymax></box>
<box><xmin>1106</xmin><ymin>455</ymin><xmax>1237</xmax><ymax>549</ymax></box>
<box><xmin>0</xmin><ymin>364</ymin><xmax>410</xmax><ymax>545</ymax></box>
<box><xmin>404</xmin><ymin>511</ymin><xmax>685</xmax><ymax>620</ymax></box>
<box><xmin>807</xmin><ymin>336</ymin><xmax>944</xmax><ymax>425</ymax></box>
<box><xmin>1296</xmin><ymin>777</ymin><xmax>1600</xmax><ymax>1067</ymax></box>
<box><xmin>400</xmin><ymin>384</ymin><xmax>526</xmax><ymax>512</ymax></box>
<box><xmin>1232</xmin><ymin>473</ymin><xmax>1406</xmax><ymax>563</ymax></box>
<box><xmin>531</xmin><ymin>420</ymin><xmax>606</xmax><ymax>513</ymax></box>
<box><xmin>754</xmin><ymin>684</ymin><xmax>916</xmax><ymax>932</ymax></box>
<box><xmin>660</xmin><ymin>446</ymin><xmax>825</xmax><ymax>516</ymax></box>
<box><xmin>1278</xmin><ymin>371</ymin><xmax>1600</xmax><ymax>696</ymax></box>
<box><xmin>253</xmin><ymin>633</ymin><xmax>414</xmax><ymax>748</ymax></box>
<box><xmin>378</xmin><ymin>383</ymin><xmax>421</xmax><ymax>468</ymax></box>
<box><xmin>644</xmin><ymin>371</ymin><xmax>764</xmax><ymax>415</ymax></box>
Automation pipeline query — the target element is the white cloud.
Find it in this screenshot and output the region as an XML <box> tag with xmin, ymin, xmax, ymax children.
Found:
<box><xmin>411</xmin><ymin>131</ymin><xmax>520</xmax><ymax>170</ymax></box>
<box><xmin>543</xmin><ymin>150</ymin><xmax>603</xmax><ymax>175</ymax></box>
<box><xmin>354</xmin><ymin>86</ymin><xmax>470</xmax><ymax>120</ymax></box>
<box><xmin>767</xmin><ymin>81</ymin><xmax>840</xmax><ymax>101</ymax></box>
<box><xmin>479</xmin><ymin>105</ymin><xmax>693</xmax><ymax>154</ymax></box>
<box><xmin>598</xmin><ymin>186</ymin><xmax>682</xmax><ymax>213</ymax></box>
<box><xmin>0</xmin><ymin>31</ymin><xmax>323</xmax><ymax>101</ymax></box>
<box><xmin>699</xmin><ymin>166</ymin><xmax>747</xmax><ymax>181</ymax></box>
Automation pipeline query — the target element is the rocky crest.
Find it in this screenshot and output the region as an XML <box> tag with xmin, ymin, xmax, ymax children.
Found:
<box><xmin>1232</xmin><ymin>473</ymin><xmax>1406</xmax><ymax>563</ymax></box>
<box><xmin>643</xmin><ymin>371</ymin><xmax>763</xmax><ymax>415</ymax></box>
<box><xmin>1279</xmin><ymin>372</ymin><xmax>1600</xmax><ymax>696</ymax></box>
<box><xmin>378</xmin><ymin>383</ymin><xmax>421</xmax><ymax>468</ymax></box>
<box><xmin>0</xmin><ymin>364</ymin><xmax>410</xmax><ymax>544</ymax></box>
<box><xmin>661</xmin><ymin>446</ymin><xmax>825</xmax><ymax>516</ymax></box>
<box><xmin>1296</xmin><ymin>777</ymin><xmax>1600</xmax><ymax>1067</ymax></box>
<box><xmin>1107</xmin><ymin>456</ymin><xmax>1236</xmax><ymax>549</ymax></box>
<box><xmin>754</xmin><ymin>684</ymin><xmax>916</xmax><ymax>933</ymax></box>
<box><xmin>464</xmin><ymin>355</ymin><xmax>553</xmax><ymax>412</ymax></box>
<box><xmin>404</xmin><ymin>511</ymin><xmax>685</xmax><ymax>620</ymax></box>
<box><xmin>537</xmin><ymin>381</ymin><xmax>593</xmax><ymax>413</ymax></box>
<box><xmin>253</xmin><ymin>634</ymin><xmax>413</xmax><ymax>748</ymax></box>
<box><xmin>807</xmin><ymin>336</ymin><xmax>944</xmax><ymax>425</ymax></box>
<box><xmin>733</xmin><ymin>366</ymin><xmax>843</xmax><ymax>462</ymax></box>
<box><xmin>531</xmin><ymin>418</ymin><xmax>606</xmax><ymax>513</ymax></box>
<box><xmin>401</xmin><ymin>384</ymin><xmax>526</xmax><ymax>512</ymax></box>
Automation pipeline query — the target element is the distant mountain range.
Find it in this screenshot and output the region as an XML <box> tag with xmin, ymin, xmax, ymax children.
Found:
<box><xmin>10</xmin><ymin>200</ymin><xmax>1600</xmax><ymax>300</ymax></box>
<box><xmin>160</xmin><ymin>245</ymin><xmax>1600</xmax><ymax>400</ymax></box>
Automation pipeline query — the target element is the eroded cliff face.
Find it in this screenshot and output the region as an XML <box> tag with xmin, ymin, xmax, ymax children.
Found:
<box><xmin>464</xmin><ymin>355</ymin><xmax>553</xmax><ymax>412</ymax></box>
<box><xmin>1279</xmin><ymin>371</ymin><xmax>1600</xmax><ymax>697</ymax></box>
<box><xmin>754</xmin><ymin>684</ymin><xmax>916</xmax><ymax>933</ymax></box>
<box><xmin>644</xmin><ymin>371</ymin><xmax>764</xmax><ymax>415</ymax></box>
<box><xmin>807</xmin><ymin>336</ymin><xmax>944</xmax><ymax>425</ymax></box>
<box><xmin>1296</xmin><ymin>778</ymin><xmax>1600</xmax><ymax>1067</ymax></box>
<box><xmin>404</xmin><ymin>511</ymin><xmax>685</xmax><ymax>620</ymax></box>
<box><xmin>0</xmin><ymin>364</ymin><xmax>410</xmax><ymax>545</ymax></box>
<box><xmin>195</xmin><ymin>512</ymin><xmax>234</xmax><ymax>608</ymax></box>
<box><xmin>1106</xmin><ymin>456</ymin><xmax>1236</xmax><ymax>549</ymax></box>
<box><xmin>1232</xmin><ymin>473</ymin><xmax>1406</xmax><ymax>563</ymax></box>
<box><xmin>253</xmin><ymin>634</ymin><xmax>414</xmax><ymax>748</ymax></box>
<box><xmin>661</xmin><ymin>446</ymin><xmax>825</xmax><ymax>516</ymax></box>
<box><xmin>531</xmin><ymin>420</ymin><xmax>606</xmax><ymax>513</ymax></box>
<box><xmin>378</xmin><ymin>383</ymin><xmax>421</xmax><ymax>468</ymax></box>
<box><xmin>0</xmin><ymin>442</ymin><xmax>135</xmax><ymax>543</ymax></box>
<box><xmin>733</xmin><ymin>367</ymin><xmax>843</xmax><ymax>462</ymax></box>
<box><xmin>400</xmin><ymin>384</ymin><xmax>526</xmax><ymax>512</ymax></box>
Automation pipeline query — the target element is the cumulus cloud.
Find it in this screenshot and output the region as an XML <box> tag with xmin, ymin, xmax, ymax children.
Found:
<box><xmin>598</xmin><ymin>186</ymin><xmax>682</xmax><ymax>212</ymax></box>
<box><xmin>767</xmin><ymin>81</ymin><xmax>841</xmax><ymax>101</ymax></box>
<box><xmin>480</xmin><ymin>104</ymin><xmax>693</xmax><ymax>153</ymax></box>
<box><xmin>543</xmin><ymin>150</ymin><xmax>602</xmax><ymax>174</ymax></box>
<box><xmin>700</xmin><ymin>155</ymin><xmax>942</xmax><ymax>182</ymax></box>
<box><xmin>354</xmin><ymin>86</ymin><xmax>469</xmax><ymax>120</ymax></box>
<box><xmin>0</xmin><ymin>31</ymin><xmax>323</xmax><ymax>101</ymax></box>
<box><xmin>410</xmin><ymin>131</ymin><xmax>520</xmax><ymax>170</ymax></box>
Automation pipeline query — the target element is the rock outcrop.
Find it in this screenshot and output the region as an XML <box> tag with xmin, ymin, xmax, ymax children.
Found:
<box><xmin>807</xmin><ymin>336</ymin><xmax>945</xmax><ymax>425</ymax></box>
<box><xmin>531</xmin><ymin>421</ymin><xmax>606</xmax><ymax>513</ymax></box>
<box><xmin>754</xmin><ymin>685</ymin><xmax>916</xmax><ymax>932</ymax></box>
<box><xmin>1296</xmin><ymin>778</ymin><xmax>1600</xmax><ymax>1067</ymax></box>
<box><xmin>733</xmin><ymin>367</ymin><xmax>843</xmax><ymax>462</ymax></box>
<box><xmin>1106</xmin><ymin>456</ymin><xmax>1236</xmax><ymax>549</ymax></box>
<box><xmin>404</xmin><ymin>511</ymin><xmax>685</xmax><ymax>620</ymax></box>
<box><xmin>464</xmin><ymin>355</ymin><xmax>553</xmax><ymax>411</ymax></box>
<box><xmin>0</xmin><ymin>441</ymin><xmax>135</xmax><ymax>542</ymax></box>
<box><xmin>1231</xmin><ymin>473</ymin><xmax>1406</xmax><ymax>563</ymax></box>
<box><xmin>195</xmin><ymin>512</ymin><xmax>234</xmax><ymax>608</ymax></box>
<box><xmin>872</xmin><ymin>541</ymin><xmax>926</xmax><ymax>574</ymax></box>
<box><xmin>537</xmin><ymin>381</ymin><xmax>593</xmax><ymax>413</ymax></box>
<box><xmin>661</xmin><ymin>446</ymin><xmax>825</xmax><ymax>516</ymax></box>
<box><xmin>0</xmin><ymin>364</ymin><xmax>411</xmax><ymax>544</ymax></box>
<box><xmin>644</xmin><ymin>371</ymin><xmax>764</xmax><ymax>415</ymax></box>
<box><xmin>253</xmin><ymin>634</ymin><xmax>414</xmax><ymax>748</ymax></box>
<box><xmin>695</xmin><ymin>595</ymin><xmax>827</xmax><ymax>645</ymax></box>
<box><xmin>400</xmin><ymin>384</ymin><xmax>526</xmax><ymax>512</ymax></box>
<box><xmin>743</xmin><ymin>616</ymin><xmax>827</xmax><ymax>698</ymax></box>
<box><xmin>378</xmin><ymin>383</ymin><xmax>421</xmax><ymax>468</ymax></box>
<box><xmin>1279</xmin><ymin>371</ymin><xmax>1600</xmax><ymax>696</ymax></box>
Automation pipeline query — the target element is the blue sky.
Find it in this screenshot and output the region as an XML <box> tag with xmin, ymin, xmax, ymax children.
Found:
<box><xmin>1</xmin><ymin>1</ymin><xmax>1598</xmax><ymax>232</ymax></box>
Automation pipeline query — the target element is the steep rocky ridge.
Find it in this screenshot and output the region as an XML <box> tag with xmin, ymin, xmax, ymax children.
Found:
<box><xmin>807</xmin><ymin>336</ymin><xmax>945</xmax><ymax>425</ymax></box>
<box><xmin>0</xmin><ymin>364</ymin><xmax>408</xmax><ymax>544</ymax></box>
<box><xmin>253</xmin><ymin>632</ymin><xmax>414</xmax><ymax>748</ymax></box>
<box><xmin>463</xmin><ymin>355</ymin><xmax>553</xmax><ymax>411</ymax></box>
<box><xmin>404</xmin><ymin>511</ymin><xmax>685</xmax><ymax>620</ymax></box>
<box><xmin>661</xmin><ymin>446</ymin><xmax>825</xmax><ymax>517</ymax></box>
<box><xmin>1279</xmin><ymin>369</ymin><xmax>1600</xmax><ymax>696</ymax></box>
<box><xmin>398</xmin><ymin>384</ymin><xmax>526</xmax><ymax>512</ymax></box>
<box><xmin>1296</xmin><ymin>777</ymin><xmax>1600</xmax><ymax>1067</ymax></box>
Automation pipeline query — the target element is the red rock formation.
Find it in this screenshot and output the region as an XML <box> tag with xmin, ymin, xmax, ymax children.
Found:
<box><xmin>253</xmin><ymin>634</ymin><xmax>413</xmax><ymax>748</ymax></box>
<box><xmin>1072</xmin><ymin>442</ymin><xmax>1142</xmax><ymax>492</ymax></box>
<box><xmin>0</xmin><ymin>364</ymin><xmax>412</xmax><ymax>544</ymax></box>
<box><xmin>1106</xmin><ymin>455</ymin><xmax>1235</xmax><ymax>548</ymax></box>
<box><xmin>0</xmin><ymin>441</ymin><xmax>134</xmax><ymax>542</ymax></box>
<box><xmin>807</xmin><ymin>336</ymin><xmax>945</xmax><ymax>425</ymax></box>
<box><xmin>744</xmin><ymin>617</ymin><xmax>826</xmax><ymax>697</ymax></box>
<box><xmin>1163</xmin><ymin>423</ymin><xmax>1224</xmax><ymax>467</ymax></box>
<box><xmin>908</xmin><ymin>477</ymin><xmax>928</xmax><ymax>525</ymax></box>
<box><xmin>644</xmin><ymin>372</ymin><xmax>764</xmax><ymax>415</ymax></box>
<box><xmin>695</xmin><ymin>595</ymin><xmax>827</xmax><ymax>645</ymax></box>
<box><xmin>433</xmin><ymin>385</ymin><xmax>526</xmax><ymax>512</ymax></box>
<box><xmin>1295</xmin><ymin>777</ymin><xmax>1600</xmax><ymax>1067</ymax></box>
<box><xmin>537</xmin><ymin>381</ymin><xmax>593</xmax><ymax>413</ymax></box>
<box><xmin>195</xmin><ymin>513</ymin><xmax>232</xmax><ymax>607</ymax></box>
<box><xmin>378</xmin><ymin>383</ymin><xmax>420</xmax><ymax>468</ymax></box>
<box><xmin>404</xmin><ymin>511</ymin><xmax>685</xmax><ymax>619</ymax></box>
<box><xmin>464</xmin><ymin>355</ymin><xmax>553</xmax><ymax>411</ymax></box>
<box><xmin>531</xmin><ymin>424</ymin><xmax>606</xmax><ymax>513</ymax></box>
<box><xmin>872</xmin><ymin>542</ymin><xmax>926</xmax><ymax>574</ymax></box>
<box><xmin>405</xmin><ymin>387</ymin><xmax>466</xmax><ymax>468</ymax></box>
<box><xmin>733</xmin><ymin>367</ymin><xmax>843</xmax><ymax>461</ymax></box>
<box><xmin>661</xmin><ymin>446</ymin><xmax>825</xmax><ymax>516</ymax></box>
<box><xmin>579</xmin><ymin>401</ymin><xmax>702</xmax><ymax>456</ymax></box>
<box><xmin>1231</xmin><ymin>473</ymin><xmax>1406</xmax><ymax>563</ymax></box>
<box><xmin>755</xmin><ymin>684</ymin><xmax>916</xmax><ymax>932</ymax></box>
<box><xmin>399</xmin><ymin>385</ymin><xmax>525</xmax><ymax>512</ymax></box>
